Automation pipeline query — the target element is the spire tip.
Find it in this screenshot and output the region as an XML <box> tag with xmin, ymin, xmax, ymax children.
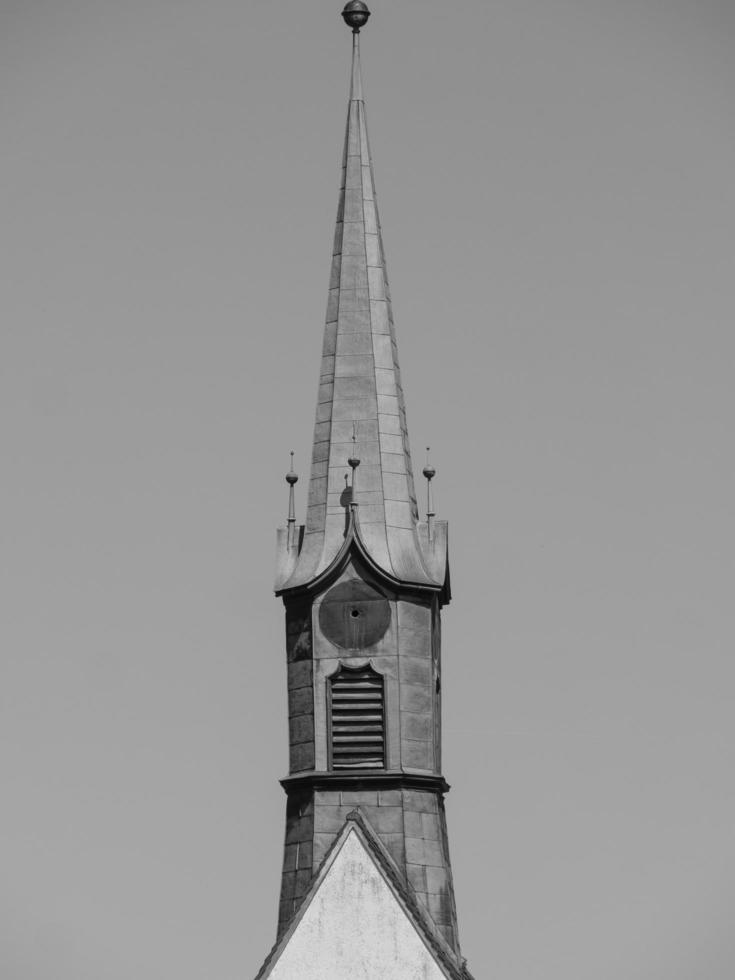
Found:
<box><xmin>341</xmin><ymin>1</ymin><xmax>371</xmax><ymax>33</ymax></box>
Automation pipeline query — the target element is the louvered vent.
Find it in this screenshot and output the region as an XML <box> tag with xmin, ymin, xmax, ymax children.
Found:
<box><xmin>329</xmin><ymin>665</ymin><xmax>385</xmax><ymax>770</ymax></box>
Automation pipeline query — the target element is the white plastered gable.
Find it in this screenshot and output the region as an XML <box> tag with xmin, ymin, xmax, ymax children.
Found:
<box><xmin>261</xmin><ymin>826</ymin><xmax>452</xmax><ymax>980</ymax></box>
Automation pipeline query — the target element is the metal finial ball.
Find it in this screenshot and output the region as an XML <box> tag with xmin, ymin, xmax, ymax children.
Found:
<box><xmin>342</xmin><ymin>1</ymin><xmax>371</xmax><ymax>32</ymax></box>
<box><xmin>285</xmin><ymin>451</ymin><xmax>298</xmax><ymax>485</ymax></box>
<box><xmin>348</xmin><ymin>454</ymin><xmax>361</xmax><ymax>470</ymax></box>
<box><xmin>423</xmin><ymin>464</ymin><xmax>436</xmax><ymax>480</ymax></box>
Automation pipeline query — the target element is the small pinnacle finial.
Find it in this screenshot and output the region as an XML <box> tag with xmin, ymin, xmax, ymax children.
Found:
<box><xmin>285</xmin><ymin>452</ymin><xmax>299</xmax><ymax>548</ymax></box>
<box><xmin>285</xmin><ymin>451</ymin><xmax>298</xmax><ymax>486</ymax></box>
<box><xmin>423</xmin><ymin>447</ymin><xmax>436</xmax><ymax>542</ymax></box>
<box><xmin>347</xmin><ymin>424</ymin><xmax>361</xmax><ymax>472</ymax></box>
<box><xmin>341</xmin><ymin>1</ymin><xmax>371</xmax><ymax>33</ymax></box>
<box><xmin>422</xmin><ymin>447</ymin><xmax>436</xmax><ymax>483</ymax></box>
<box><xmin>347</xmin><ymin>424</ymin><xmax>361</xmax><ymax>507</ymax></box>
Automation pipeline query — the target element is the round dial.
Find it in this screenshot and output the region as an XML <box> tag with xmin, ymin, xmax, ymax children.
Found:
<box><xmin>318</xmin><ymin>580</ymin><xmax>391</xmax><ymax>650</ymax></box>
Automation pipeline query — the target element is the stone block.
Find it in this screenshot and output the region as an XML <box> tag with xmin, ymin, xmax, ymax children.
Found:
<box><xmin>289</xmin><ymin>742</ymin><xmax>314</xmax><ymax>772</ymax></box>
<box><xmin>339</xmin><ymin>255</ymin><xmax>369</xmax><ymax>291</ymax></box>
<box><xmin>338</xmin><ymin>287</ymin><xmax>370</xmax><ymax>313</ymax></box>
<box><xmin>296</xmin><ymin>840</ymin><xmax>313</xmax><ymax>870</ymax></box>
<box><xmin>355</xmin><ymin>504</ymin><xmax>387</xmax><ymax>525</ymax></box>
<box><xmin>288</xmin><ymin>686</ymin><xmax>312</xmax><ymax>717</ymax></box>
<box><xmin>334</xmin><ymin>378</ymin><xmax>378</xmax><ymax>409</ymax></box>
<box><xmin>279</xmin><ymin>872</ymin><xmax>296</xmax><ymax>902</ymax></box>
<box><xmin>315</xmin><ymin>790</ymin><xmax>342</xmax><ymax>806</ymax></box>
<box><xmin>406</xmin><ymin>863</ymin><xmax>427</xmax><ymax>893</ymax></box>
<box><xmin>403</xmin><ymin>790</ymin><xmax>438</xmax><ymax>814</ymax></box>
<box><xmin>398</xmin><ymin>629</ymin><xmax>432</xmax><ymax>660</ymax></box>
<box><xmin>334</xmin><ymin>353</ymin><xmax>374</xmax><ymax>378</ymax></box>
<box><xmin>289</xmin><ymin>713</ymin><xmax>313</xmax><ymax>746</ymax></box>
<box><xmin>322</xmin><ymin>324</ymin><xmax>337</xmax><ymax>357</ymax></box>
<box><xmin>381</xmin><ymin>451</ymin><xmax>407</xmax><ymax>474</ymax></box>
<box><xmin>312</xmin><ymin>441</ymin><xmax>330</xmax><ymax>463</ymax></box>
<box><xmin>404</xmin><ymin>836</ymin><xmax>426</xmax><ymax>866</ymax></box>
<box><xmin>278</xmin><ymin>898</ymin><xmax>295</xmax><ymax>928</ymax></box>
<box><xmin>285</xmin><ymin>814</ymin><xmax>314</xmax><ymax>845</ymax></box>
<box><xmin>281</xmin><ymin>843</ymin><xmax>298</xmax><ymax>874</ymax></box>
<box><xmin>331</xmin><ymin>395</ymin><xmax>378</xmax><ymax>421</ymax></box>
<box><xmin>369</xmin><ymin>298</ymin><xmax>389</xmax><ymax>333</ymax></box>
<box><xmin>343</xmin><ymin>188</ymin><xmax>364</xmax><ymax>222</ymax></box>
<box><xmin>381</xmin><ymin>832</ymin><xmax>406</xmax><ymax>867</ymax></box>
<box><xmin>374</xmin><ymin>368</ymin><xmax>397</xmax><ymax>396</ymax></box>
<box><xmin>344</xmin><ymin>156</ymin><xmax>362</xmax><ymax>190</ymax></box>
<box><xmin>336</xmin><ymin>310</ymin><xmax>371</xmax><ymax>333</ymax></box>
<box><xmin>421</xmin><ymin>839</ymin><xmax>445</xmax><ymax>868</ymax></box>
<box><xmin>308</xmin><ymin>457</ymin><xmax>328</xmax><ymax>481</ymax></box>
<box><xmin>425</xmin><ymin>866</ymin><xmax>448</xmax><ymax>896</ymax></box>
<box><xmin>363</xmin><ymin>806</ymin><xmax>403</xmax><ymax>835</ymax></box>
<box><xmin>331</xmin><ymin>418</ymin><xmax>379</xmax><ymax>443</ymax></box>
<box><xmin>386</xmin><ymin>499</ymin><xmax>418</xmax><ymax>530</ymax></box>
<box><xmin>377</xmin><ymin>393</ymin><xmax>399</xmax><ymax>417</ymax></box>
<box><xmin>365</xmin><ymin>233</ymin><xmax>381</xmax><ymax>267</ymax></box>
<box><xmin>312</xmin><ymin>832</ymin><xmax>333</xmax><ymax>866</ymax></box>
<box><xmin>336</xmin><ymin>331</ymin><xmax>373</xmax><ymax>356</ymax></box>
<box><xmin>427</xmin><ymin>892</ymin><xmax>452</xmax><ymax>924</ymax></box>
<box><xmin>397</xmin><ymin>602</ymin><xmax>431</xmax><ymax>633</ymax></box>
<box><xmin>326</xmin><ymin>288</ymin><xmax>339</xmax><ymax>322</ymax></box>
<box><xmin>314</xmin><ymin>804</ymin><xmax>354</xmax><ymax>833</ymax></box>
<box><xmin>294</xmin><ymin>868</ymin><xmax>312</xmax><ymax>899</ymax></box>
<box><xmin>421</xmin><ymin>812</ymin><xmax>442</xmax><ymax>842</ymax></box>
<box><xmin>377</xmin><ymin>412</ymin><xmax>402</xmax><ymax>436</ymax></box>
<box><xmin>400</xmin><ymin>683</ymin><xmax>432</xmax><ymax>715</ymax></box>
<box><xmin>342</xmin><ymin>219</ymin><xmax>367</xmax><ymax>254</ymax></box>
<box><xmin>399</xmin><ymin>656</ymin><xmax>430</xmax><ymax>686</ymax></box>
<box><xmin>372</xmin><ymin>335</ymin><xmax>394</xmax><ymax>369</ymax></box>
<box><xmin>363</xmin><ymin>200</ymin><xmax>378</xmax><ymax>234</ymax></box>
<box><xmin>402</xmin><ymin>711</ymin><xmax>432</xmax><ymax>742</ymax></box>
<box><xmin>316</xmin><ymin>400</ymin><xmax>331</xmax><ymax>423</ymax></box>
<box><xmin>361</xmin><ymin>165</ymin><xmax>374</xmax><ymax>201</ymax></box>
<box><xmin>403</xmin><ymin>810</ymin><xmax>423</xmax><ymax>839</ymax></box>
<box><xmin>379</xmin><ymin>433</ymin><xmax>405</xmax><ymax>455</ymax></box>
<box><xmin>402</xmin><ymin>738</ymin><xmax>431</xmax><ymax>770</ymax></box>
<box><xmin>340</xmin><ymin>790</ymin><xmax>379</xmax><ymax>807</ymax></box>
<box><xmin>378</xmin><ymin>789</ymin><xmax>402</xmax><ymax>806</ymax></box>
<box><xmin>287</xmin><ymin>661</ymin><xmax>312</xmax><ymax>691</ymax></box>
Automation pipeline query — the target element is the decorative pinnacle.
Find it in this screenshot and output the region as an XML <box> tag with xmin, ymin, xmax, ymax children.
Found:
<box><xmin>286</xmin><ymin>451</ymin><xmax>299</xmax><ymax>547</ymax></box>
<box><xmin>347</xmin><ymin>424</ymin><xmax>361</xmax><ymax>471</ymax></box>
<box><xmin>422</xmin><ymin>447</ymin><xmax>436</xmax><ymax>483</ymax></box>
<box><xmin>285</xmin><ymin>451</ymin><xmax>299</xmax><ymax>487</ymax></box>
<box><xmin>423</xmin><ymin>447</ymin><xmax>436</xmax><ymax>542</ymax></box>
<box><xmin>341</xmin><ymin>1</ymin><xmax>371</xmax><ymax>33</ymax></box>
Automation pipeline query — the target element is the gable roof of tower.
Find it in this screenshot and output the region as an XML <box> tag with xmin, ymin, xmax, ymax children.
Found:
<box><xmin>254</xmin><ymin>809</ymin><xmax>474</xmax><ymax>980</ymax></box>
<box><xmin>274</xmin><ymin>30</ymin><xmax>448</xmax><ymax>597</ymax></box>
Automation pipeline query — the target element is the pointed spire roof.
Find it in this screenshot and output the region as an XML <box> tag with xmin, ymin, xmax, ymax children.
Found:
<box><xmin>277</xmin><ymin>14</ymin><xmax>448</xmax><ymax>595</ymax></box>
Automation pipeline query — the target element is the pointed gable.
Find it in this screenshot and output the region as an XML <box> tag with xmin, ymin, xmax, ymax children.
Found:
<box><xmin>256</xmin><ymin>814</ymin><xmax>470</xmax><ymax>980</ymax></box>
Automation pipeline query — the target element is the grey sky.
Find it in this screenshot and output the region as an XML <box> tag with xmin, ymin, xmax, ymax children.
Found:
<box><xmin>2</xmin><ymin>2</ymin><xmax>734</xmax><ymax>978</ymax></box>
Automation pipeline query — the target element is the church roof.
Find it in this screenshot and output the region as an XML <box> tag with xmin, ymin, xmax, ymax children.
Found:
<box><xmin>254</xmin><ymin>809</ymin><xmax>473</xmax><ymax>980</ymax></box>
<box><xmin>275</xmin><ymin>23</ymin><xmax>448</xmax><ymax>597</ymax></box>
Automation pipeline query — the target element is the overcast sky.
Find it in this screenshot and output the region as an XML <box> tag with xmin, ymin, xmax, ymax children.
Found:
<box><xmin>2</xmin><ymin>2</ymin><xmax>734</xmax><ymax>978</ymax></box>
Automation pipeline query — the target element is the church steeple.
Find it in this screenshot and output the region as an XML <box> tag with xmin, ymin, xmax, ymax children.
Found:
<box><xmin>261</xmin><ymin>8</ymin><xmax>470</xmax><ymax>978</ymax></box>
<box><xmin>275</xmin><ymin>3</ymin><xmax>447</xmax><ymax>597</ymax></box>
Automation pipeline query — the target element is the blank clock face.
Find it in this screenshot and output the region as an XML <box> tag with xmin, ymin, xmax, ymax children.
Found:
<box><xmin>318</xmin><ymin>580</ymin><xmax>391</xmax><ymax>650</ymax></box>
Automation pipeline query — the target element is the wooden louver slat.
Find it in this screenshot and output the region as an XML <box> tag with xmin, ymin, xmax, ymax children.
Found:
<box><xmin>330</xmin><ymin>665</ymin><xmax>385</xmax><ymax>770</ymax></box>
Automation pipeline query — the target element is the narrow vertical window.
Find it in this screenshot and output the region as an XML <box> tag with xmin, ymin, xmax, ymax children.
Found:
<box><xmin>329</xmin><ymin>664</ymin><xmax>385</xmax><ymax>769</ymax></box>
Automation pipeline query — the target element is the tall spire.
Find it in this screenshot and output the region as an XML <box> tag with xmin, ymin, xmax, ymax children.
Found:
<box><xmin>276</xmin><ymin>5</ymin><xmax>447</xmax><ymax>595</ymax></box>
